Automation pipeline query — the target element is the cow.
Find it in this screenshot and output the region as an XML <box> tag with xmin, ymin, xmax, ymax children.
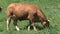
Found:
<box><xmin>6</xmin><ymin>3</ymin><xmax>49</xmax><ymax>31</ymax></box>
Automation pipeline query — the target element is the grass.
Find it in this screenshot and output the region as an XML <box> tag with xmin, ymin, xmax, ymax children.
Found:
<box><xmin>0</xmin><ymin>0</ymin><xmax>60</xmax><ymax>34</ymax></box>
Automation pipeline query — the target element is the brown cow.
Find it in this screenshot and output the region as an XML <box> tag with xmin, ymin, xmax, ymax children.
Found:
<box><xmin>6</xmin><ymin>3</ymin><xmax>49</xmax><ymax>31</ymax></box>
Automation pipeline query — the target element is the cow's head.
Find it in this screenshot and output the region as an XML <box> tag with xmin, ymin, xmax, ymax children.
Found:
<box><xmin>42</xmin><ymin>19</ymin><xmax>50</xmax><ymax>28</ymax></box>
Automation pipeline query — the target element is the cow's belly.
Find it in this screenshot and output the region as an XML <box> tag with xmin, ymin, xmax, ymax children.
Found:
<box><xmin>19</xmin><ymin>14</ymin><xmax>28</xmax><ymax>20</ymax></box>
<box><xmin>13</xmin><ymin>13</ymin><xmax>28</xmax><ymax>21</ymax></box>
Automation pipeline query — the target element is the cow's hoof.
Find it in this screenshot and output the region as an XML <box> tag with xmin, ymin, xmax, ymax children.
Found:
<box><xmin>16</xmin><ymin>28</ymin><xmax>20</xmax><ymax>31</ymax></box>
<box><xmin>16</xmin><ymin>26</ymin><xmax>20</xmax><ymax>31</ymax></box>
<box><xmin>28</xmin><ymin>28</ymin><xmax>30</xmax><ymax>31</ymax></box>
<box><xmin>27</xmin><ymin>26</ymin><xmax>30</xmax><ymax>31</ymax></box>
<box><xmin>34</xmin><ymin>29</ymin><xmax>37</xmax><ymax>31</ymax></box>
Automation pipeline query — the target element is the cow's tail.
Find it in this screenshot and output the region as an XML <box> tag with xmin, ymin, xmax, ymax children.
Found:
<box><xmin>6</xmin><ymin>7</ymin><xmax>14</xmax><ymax>18</ymax></box>
<box><xmin>6</xmin><ymin>4</ymin><xmax>15</xmax><ymax>17</ymax></box>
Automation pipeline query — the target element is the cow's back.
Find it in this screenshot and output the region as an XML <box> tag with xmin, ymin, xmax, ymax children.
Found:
<box><xmin>7</xmin><ymin>3</ymin><xmax>38</xmax><ymax>17</ymax></box>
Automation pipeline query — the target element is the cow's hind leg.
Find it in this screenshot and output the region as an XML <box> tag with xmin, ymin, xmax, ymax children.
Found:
<box><xmin>13</xmin><ymin>19</ymin><xmax>19</xmax><ymax>31</ymax></box>
<box><xmin>7</xmin><ymin>16</ymin><xmax>11</xmax><ymax>31</ymax></box>
<box><xmin>27</xmin><ymin>23</ymin><xmax>31</xmax><ymax>31</ymax></box>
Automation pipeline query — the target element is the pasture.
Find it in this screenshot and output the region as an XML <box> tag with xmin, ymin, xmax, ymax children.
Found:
<box><xmin>0</xmin><ymin>0</ymin><xmax>60</xmax><ymax>34</ymax></box>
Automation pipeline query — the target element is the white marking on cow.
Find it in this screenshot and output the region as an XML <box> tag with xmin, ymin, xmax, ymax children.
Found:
<box><xmin>48</xmin><ymin>20</ymin><xmax>50</xmax><ymax>21</ymax></box>
<box><xmin>33</xmin><ymin>26</ymin><xmax>37</xmax><ymax>31</ymax></box>
<box><xmin>16</xmin><ymin>26</ymin><xmax>20</xmax><ymax>31</ymax></box>
<box><xmin>7</xmin><ymin>19</ymin><xmax>9</xmax><ymax>30</ymax></box>
<box><xmin>31</xmin><ymin>23</ymin><xmax>37</xmax><ymax>31</ymax></box>
<box><xmin>28</xmin><ymin>26</ymin><xmax>30</xmax><ymax>31</ymax></box>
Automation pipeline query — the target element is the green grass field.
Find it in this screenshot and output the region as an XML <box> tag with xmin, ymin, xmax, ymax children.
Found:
<box><xmin>0</xmin><ymin>0</ymin><xmax>60</xmax><ymax>34</ymax></box>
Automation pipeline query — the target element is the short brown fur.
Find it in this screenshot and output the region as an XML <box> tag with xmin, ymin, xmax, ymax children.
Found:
<box><xmin>6</xmin><ymin>3</ymin><xmax>49</xmax><ymax>31</ymax></box>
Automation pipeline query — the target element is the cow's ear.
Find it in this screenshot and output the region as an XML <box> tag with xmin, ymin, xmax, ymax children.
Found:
<box><xmin>47</xmin><ymin>17</ymin><xmax>50</xmax><ymax>22</ymax></box>
<box><xmin>48</xmin><ymin>20</ymin><xmax>50</xmax><ymax>21</ymax></box>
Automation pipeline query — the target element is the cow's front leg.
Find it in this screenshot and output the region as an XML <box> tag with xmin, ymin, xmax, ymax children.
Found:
<box><xmin>28</xmin><ymin>21</ymin><xmax>37</xmax><ymax>31</ymax></box>
<box><xmin>31</xmin><ymin>23</ymin><xmax>37</xmax><ymax>31</ymax></box>
<box><xmin>7</xmin><ymin>17</ymin><xmax>11</xmax><ymax>31</ymax></box>
<box><xmin>13</xmin><ymin>19</ymin><xmax>19</xmax><ymax>31</ymax></box>
<box><xmin>28</xmin><ymin>14</ymin><xmax>37</xmax><ymax>31</ymax></box>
